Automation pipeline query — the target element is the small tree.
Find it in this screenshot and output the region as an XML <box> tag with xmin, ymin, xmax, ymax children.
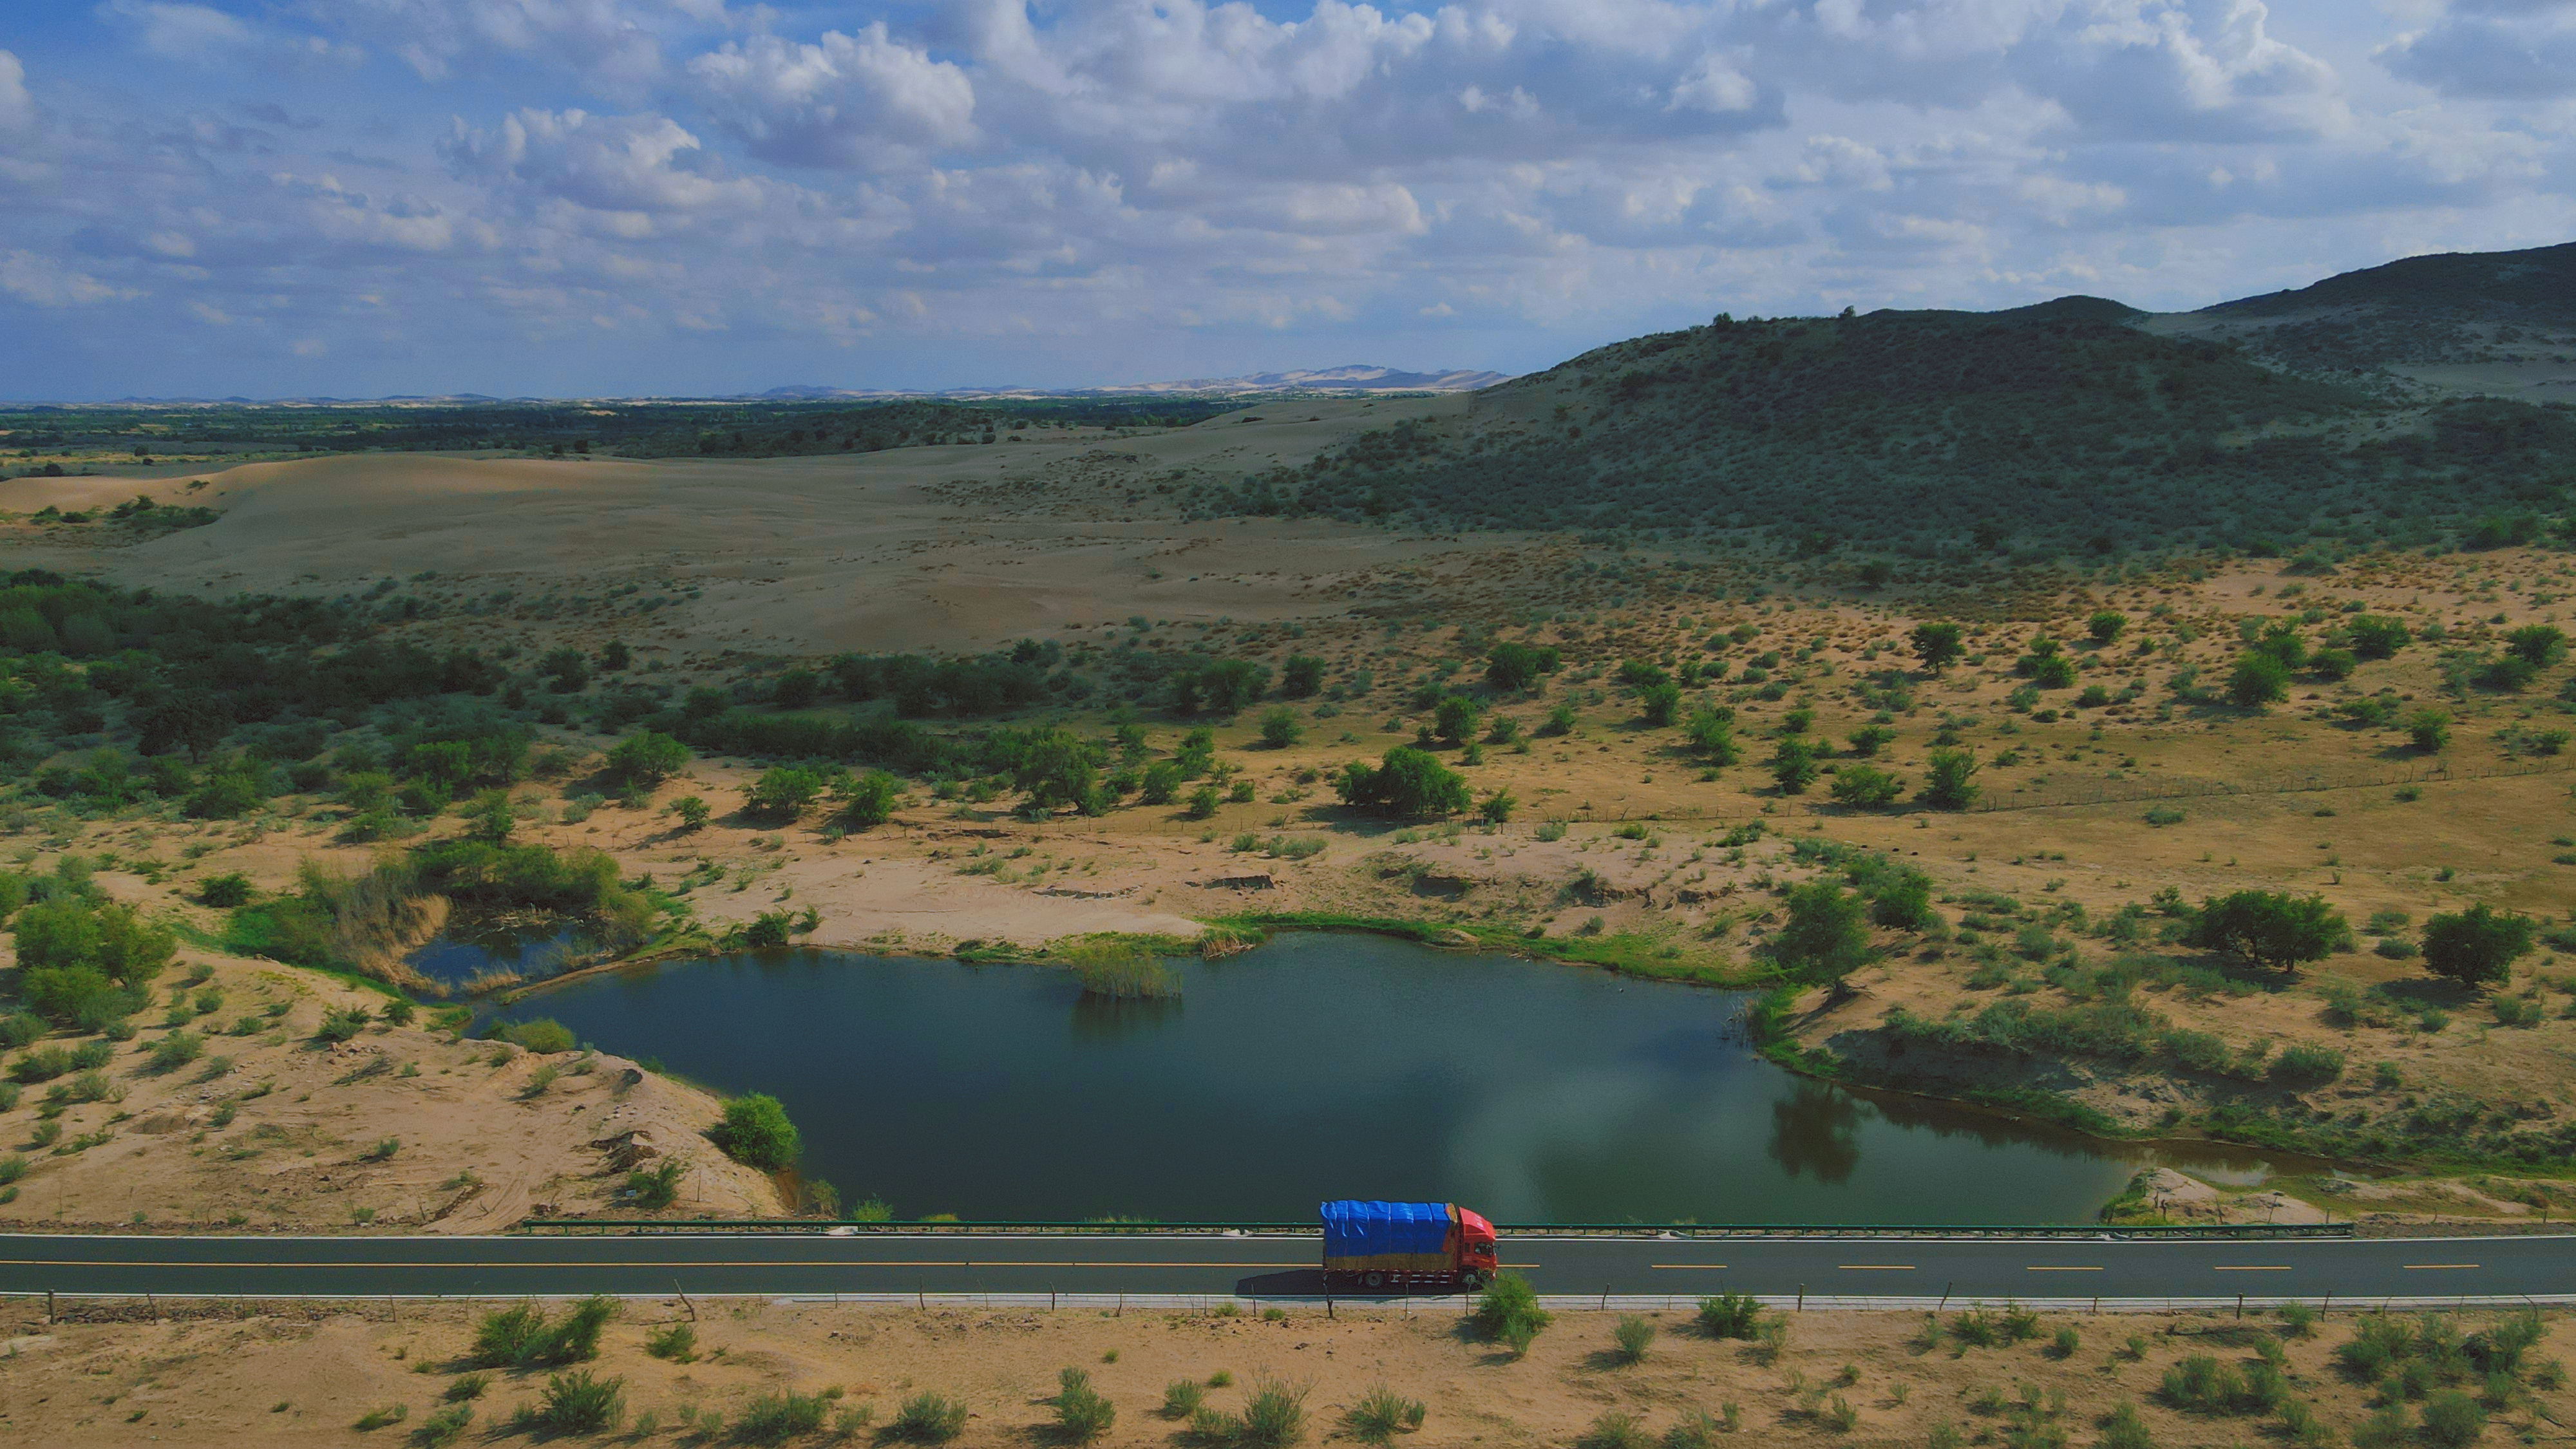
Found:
<box><xmin>1485</xmin><ymin>643</ymin><xmax>1562</xmax><ymax>692</ymax></box>
<box><xmin>464</xmin><ymin>788</ymin><xmax>516</xmax><ymax>844</ymax></box>
<box><xmin>1769</xmin><ymin>737</ymin><xmax>1821</xmax><ymax>794</ymax></box>
<box><xmin>746</xmin><ymin>766</ymin><xmax>824</xmax><ymax>819</ymax></box>
<box><xmin>2407</xmin><ymin>709</ymin><xmax>2450</xmax><ymax>752</ymax></box>
<box><xmin>1433</xmin><ymin>694</ymin><xmax>1482</xmax><ymax>745</ymax></box>
<box><xmin>1636</xmin><ymin>681</ymin><xmax>1682</xmax><ymax>727</ymax></box>
<box><xmin>1258</xmin><ymin>706</ymin><xmax>1303</xmax><ymax>749</ymax></box>
<box><xmin>1684</xmin><ymin>707</ymin><xmax>1739</xmax><ymax>764</ymax></box>
<box><xmin>2346</xmin><ymin>614</ymin><xmax>2410</xmax><ymax>659</ymax></box>
<box><xmin>1280</xmin><ymin>655</ymin><xmax>1325</xmax><ymax>698</ymax></box>
<box><xmin>1920</xmin><ymin>748</ymin><xmax>1979</xmax><ymax>810</ymax></box>
<box><xmin>1479</xmin><ymin>789</ymin><xmax>1516</xmax><ymax>824</ymax></box>
<box><xmin>712</xmin><ymin>1093</ymin><xmax>800</xmax><ymax>1170</ymax></box>
<box><xmin>2419</xmin><ymin>904</ymin><xmax>2535</xmax><ymax>986</ymax></box>
<box><xmin>2087</xmin><ymin>611</ymin><xmax>2127</xmax><ymax>645</ymax></box>
<box><xmin>1339</xmin><ymin>747</ymin><xmax>1471</xmax><ymax>819</ymax></box>
<box><xmin>1776</xmin><ymin>882</ymin><xmax>1870</xmax><ymax>987</ymax></box>
<box><xmin>2228</xmin><ymin>651</ymin><xmax>2289</xmax><ymax>708</ymax></box>
<box><xmin>2187</xmin><ymin>891</ymin><xmax>2345</xmax><ymax>972</ymax></box>
<box><xmin>1911</xmin><ymin>621</ymin><xmax>1964</xmax><ymax>672</ymax></box>
<box><xmin>605</xmin><ymin>731</ymin><xmax>690</xmax><ymax>787</ymax></box>
<box><xmin>1828</xmin><ymin>764</ymin><xmax>1902</xmax><ymax>808</ymax></box>
<box><xmin>835</xmin><ymin>770</ymin><xmax>900</xmax><ymax>828</ymax></box>
<box><xmin>2506</xmin><ymin>624</ymin><xmax>2568</xmax><ymax>668</ymax></box>
<box><xmin>668</xmin><ymin>795</ymin><xmax>710</xmax><ymax>831</ymax></box>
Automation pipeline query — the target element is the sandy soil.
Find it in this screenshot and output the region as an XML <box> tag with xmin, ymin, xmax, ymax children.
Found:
<box><xmin>3</xmin><ymin>1296</ymin><xmax>2567</xmax><ymax>1448</ymax></box>
<box><xmin>0</xmin><ymin>940</ymin><xmax>781</xmax><ymax>1234</ymax></box>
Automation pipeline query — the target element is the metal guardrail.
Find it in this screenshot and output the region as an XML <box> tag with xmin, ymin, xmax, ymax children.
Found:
<box><xmin>515</xmin><ymin>1217</ymin><xmax>2356</xmax><ymax>1240</ymax></box>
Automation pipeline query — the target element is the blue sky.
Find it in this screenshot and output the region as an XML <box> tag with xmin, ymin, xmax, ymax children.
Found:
<box><xmin>0</xmin><ymin>1</ymin><xmax>2570</xmax><ymax>399</ymax></box>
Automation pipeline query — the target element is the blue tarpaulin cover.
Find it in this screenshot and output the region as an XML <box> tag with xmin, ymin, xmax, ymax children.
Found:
<box><xmin>1320</xmin><ymin>1200</ymin><xmax>1451</xmax><ymax>1259</ymax></box>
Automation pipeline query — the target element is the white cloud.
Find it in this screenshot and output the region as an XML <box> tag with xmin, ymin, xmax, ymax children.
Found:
<box><xmin>441</xmin><ymin>108</ymin><xmax>760</xmax><ymax>213</ymax></box>
<box><xmin>1</xmin><ymin>251</ymin><xmax>142</xmax><ymax>307</ymax></box>
<box><xmin>687</xmin><ymin>24</ymin><xmax>977</xmax><ymax>169</ymax></box>
<box><xmin>0</xmin><ymin>50</ymin><xmax>32</xmax><ymax>137</ymax></box>
<box><xmin>3</xmin><ymin>0</ymin><xmax>2574</xmax><ymax>397</ymax></box>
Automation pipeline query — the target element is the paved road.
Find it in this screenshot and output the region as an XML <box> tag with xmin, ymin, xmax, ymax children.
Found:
<box><xmin>4</xmin><ymin>1231</ymin><xmax>2570</xmax><ymax>1305</ymax></box>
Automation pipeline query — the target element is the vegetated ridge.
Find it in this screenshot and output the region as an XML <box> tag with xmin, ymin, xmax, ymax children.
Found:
<box><xmin>1192</xmin><ymin>244</ymin><xmax>2576</xmax><ymax>557</ymax></box>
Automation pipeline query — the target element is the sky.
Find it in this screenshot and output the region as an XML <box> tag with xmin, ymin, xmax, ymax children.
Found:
<box><xmin>0</xmin><ymin>1</ymin><xmax>2571</xmax><ymax>399</ymax></box>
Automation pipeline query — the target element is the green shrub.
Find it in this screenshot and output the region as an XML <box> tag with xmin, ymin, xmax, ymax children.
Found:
<box><xmin>712</xmin><ymin>1092</ymin><xmax>800</xmax><ymax>1170</ymax></box>
<box><xmin>415</xmin><ymin>1403</ymin><xmax>473</xmax><ymax>1447</ymax></box>
<box><xmin>499</xmin><ymin>1018</ymin><xmax>576</xmax><ymax>1054</ymax></box>
<box><xmin>1163</xmin><ymin>1381</ymin><xmax>1206</xmax><ymax>1419</ymax></box>
<box><xmin>2270</xmin><ymin>1043</ymin><xmax>2344</xmax><ymax>1083</ymax></box>
<box><xmin>887</xmin><ymin>1391</ymin><xmax>969</xmax><ymax>1444</ymax></box>
<box><xmin>1577</xmin><ymin>1411</ymin><xmax>1647</xmax><ymax>1449</ymax></box>
<box><xmin>1340</xmin><ymin>1386</ymin><xmax>1425</xmax><ymax>1444</ymax></box>
<box><xmin>2186</xmin><ymin>891</ymin><xmax>2345</xmax><ymax>971</ymax></box>
<box><xmin>1610</xmin><ymin>1314</ymin><xmax>1654</xmax><ymax>1364</ymax></box>
<box><xmin>354</xmin><ymin>1402</ymin><xmax>408</xmax><ymax>1431</ymax></box>
<box><xmin>0</xmin><ymin>1154</ymin><xmax>27</xmax><ymax>1186</ymax></box>
<box><xmin>2160</xmin><ymin>1354</ymin><xmax>2245</xmax><ymax>1414</ymax></box>
<box><xmin>2420</xmin><ymin>1390</ymin><xmax>2484</xmax><ymax>1448</ymax></box>
<box><xmin>471</xmin><ymin>1296</ymin><xmax>611</xmax><ymax>1368</ymax></box>
<box><xmin>1052</xmin><ymin>1367</ymin><xmax>1115</xmax><ymax>1443</ymax></box>
<box><xmin>1660</xmin><ymin>1409</ymin><xmax>1721</xmax><ymax>1449</ymax></box>
<box><xmin>524</xmin><ymin>1370</ymin><xmax>623</xmax><ymax>1435</ymax></box>
<box><xmin>147</xmin><ymin>1029</ymin><xmax>205</xmax><ymax>1073</ymax></box>
<box><xmin>644</xmin><ymin>1321</ymin><xmax>697</xmax><ymax>1362</ymax></box>
<box><xmin>1696</xmin><ymin>1292</ymin><xmax>1762</xmax><ymax>1340</ymax></box>
<box><xmin>624</xmin><ymin>1159</ymin><xmax>686</xmax><ymax>1210</ymax></box>
<box><xmin>1470</xmin><ymin>1272</ymin><xmax>1551</xmax><ymax>1355</ymax></box>
<box><xmin>2420</xmin><ymin>904</ymin><xmax>2536</xmax><ymax>986</ymax></box>
<box><xmin>196</xmin><ymin>873</ymin><xmax>253</xmax><ymax>908</ymax></box>
<box><xmin>734</xmin><ymin>1390</ymin><xmax>831</xmax><ymax>1446</ymax></box>
<box><xmin>2098</xmin><ymin>1402</ymin><xmax>2152</xmax><ymax>1449</ymax></box>
<box><xmin>442</xmin><ymin>1374</ymin><xmax>489</xmax><ymax>1402</ymax></box>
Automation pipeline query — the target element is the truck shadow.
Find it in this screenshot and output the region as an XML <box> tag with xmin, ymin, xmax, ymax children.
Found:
<box><xmin>1233</xmin><ymin>1269</ymin><xmax>1475</xmax><ymax>1303</ymax></box>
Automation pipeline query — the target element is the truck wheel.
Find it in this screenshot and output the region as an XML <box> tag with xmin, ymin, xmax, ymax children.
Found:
<box><xmin>1363</xmin><ymin>1272</ymin><xmax>1385</xmax><ymax>1289</ymax></box>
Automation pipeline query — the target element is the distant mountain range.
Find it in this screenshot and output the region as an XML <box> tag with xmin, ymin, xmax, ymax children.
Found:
<box><xmin>755</xmin><ymin>365</ymin><xmax>1512</xmax><ymax>401</ymax></box>
<box><xmin>1189</xmin><ymin>237</ymin><xmax>2576</xmax><ymax>554</ymax></box>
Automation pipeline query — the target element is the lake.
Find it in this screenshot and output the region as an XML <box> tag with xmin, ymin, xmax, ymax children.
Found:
<box><xmin>518</xmin><ymin>932</ymin><xmax>2286</xmax><ymax>1224</ymax></box>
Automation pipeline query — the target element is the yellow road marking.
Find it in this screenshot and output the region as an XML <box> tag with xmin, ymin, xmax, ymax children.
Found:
<box><xmin>1</xmin><ymin>1259</ymin><xmax>1317</xmax><ymax>1271</ymax></box>
<box><xmin>2212</xmin><ymin>1266</ymin><xmax>2292</xmax><ymax>1273</ymax></box>
<box><xmin>2403</xmin><ymin>1264</ymin><xmax>2479</xmax><ymax>1271</ymax></box>
<box><xmin>1837</xmin><ymin>1265</ymin><xmax>1915</xmax><ymax>1271</ymax></box>
<box><xmin>2025</xmin><ymin>1266</ymin><xmax>2103</xmax><ymax>1272</ymax></box>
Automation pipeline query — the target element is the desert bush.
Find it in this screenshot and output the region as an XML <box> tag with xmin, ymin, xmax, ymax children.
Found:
<box><xmin>2160</xmin><ymin>1354</ymin><xmax>2246</xmax><ymax>1414</ymax></box>
<box><xmin>734</xmin><ymin>1390</ymin><xmax>831</xmax><ymax>1445</ymax></box>
<box><xmin>888</xmin><ymin>1392</ymin><xmax>969</xmax><ymax>1444</ymax></box>
<box><xmin>1053</xmin><ymin>1367</ymin><xmax>1115</xmax><ymax>1444</ymax></box>
<box><xmin>524</xmin><ymin>1370</ymin><xmax>623</xmax><ymax>1435</ymax></box>
<box><xmin>443</xmin><ymin>1374</ymin><xmax>489</xmax><ymax>1402</ymax></box>
<box><xmin>1341</xmin><ymin>1386</ymin><xmax>1425</xmax><ymax>1444</ymax></box>
<box><xmin>1696</xmin><ymin>1292</ymin><xmax>1762</xmax><ymax>1340</ymax></box>
<box><xmin>1163</xmin><ymin>1381</ymin><xmax>1206</xmax><ymax>1418</ymax></box>
<box><xmin>2270</xmin><ymin>1043</ymin><xmax>2345</xmax><ymax>1083</ymax></box>
<box><xmin>712</xmin><ymin>1092</ymin><xmax>800</xmax><ymax>1170</ymax></box>
<box><xmin>2421</xmin><ymin>904</ymin><xmax>2535</xmax><ymax>986</ymax></box>
<box><xmin>146</xmin><ymin>1028</ymin><xmax>205</xmax><ymax>1072</ymax></box>
<box><xmin>1470</xmin><ymin>1273</ymin><xmax>1551</xmax><ymax>1355</ymax></box>
<box><xmin>1660</xmin><ymin>1409</ymin><xmax>1721</xmax><ymax>1449</ymax></box>
<box><xmin>2098</xmin><ymin>1403</ymin><xmax>2152</xmax><ymax>1449</ymax></box>
<box><xmin>1611</xmin><ymin>1314</ymin><xmax>1655</xmax><ymax>1363</ymax></box>
<box><xmin>1577</xmin><ymin>1411</ymin><xmax>1647</xmax><ymax>1449</ymax></box>
<box><xmin>644</xmin><ymin>1321</ymin><xmax>697</xmax><ymax>1361</ymax></box>
<box><xmin>415</xmin><ymin>1403</ymin><xmax>473</xmax><ymax>1447</ymax></box>
<box><xmin>2420</xmin><ymin>1390</ymin><xmax>2484</xmax><ymax>1448</ymax></box>
<box><xmin>625</xmin><ymin>1159</ymin><xmax>687</xmax><ymax>1209</ymax></box>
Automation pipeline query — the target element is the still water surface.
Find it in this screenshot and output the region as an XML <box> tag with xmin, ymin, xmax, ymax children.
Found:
<box><xmin>525</xmin><ymin>933</ymin><xmax>2280</xmax><ymax>1223</ymax></box>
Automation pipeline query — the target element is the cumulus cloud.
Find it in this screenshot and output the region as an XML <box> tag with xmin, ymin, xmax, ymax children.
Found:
<box><xmin>687</xmin><ymin>24</ymin><xmax>977</xmax><ymax>168</ymax></box>
<box><xmin>1</xmin><ymin>251</ymin><xmax>142</xmax><ymax>307</ymax></box>
<box><xmin>2</xmin><ymin>0</ymin><xmax>2573</xmax><ymax>397</ymax></box>
<box><xmin>442</xmin><ymin>108</ymin><xmax>760</xmax><ymax>214</ymax></box>
<box><xmin>0</xmin><ymin>50</ymin><xmax>32</xmax><ymax>137</ymax></box>
<box><xmin>2378</xmin><ymin>0</ymin><xmax>2576</xmax><ymax>98</ymax></box>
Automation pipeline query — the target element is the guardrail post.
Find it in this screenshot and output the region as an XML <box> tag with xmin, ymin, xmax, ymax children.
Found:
<box><xmin>1797</xmin><ymin>1285</ymin><xmax>1804</xmax><ymax>1313</ymax></box>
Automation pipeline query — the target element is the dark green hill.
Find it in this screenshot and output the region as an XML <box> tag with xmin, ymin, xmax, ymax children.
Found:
<box><xmin>1194</xmin><ymin>299</ymin><xmax>2575</xmax><ymax>556</ymax></box>
<box><xmin>2209</xmin><ymin>241</ymin><xmax>2576</xmax><ymax>325</ymax></box>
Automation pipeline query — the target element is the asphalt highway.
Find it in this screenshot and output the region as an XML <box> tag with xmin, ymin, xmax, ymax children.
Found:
<box><xmin>4</xmin><ymin>1231</ymin><xmax>2571</xmax><ymax>1305</ymax></box>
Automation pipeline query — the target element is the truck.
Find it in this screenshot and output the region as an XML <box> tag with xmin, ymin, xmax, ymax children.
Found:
<box><xmin>1319</xmin><ymin>1200</ymin><xmax>1499</xmax><ymax>1290</ymax></box>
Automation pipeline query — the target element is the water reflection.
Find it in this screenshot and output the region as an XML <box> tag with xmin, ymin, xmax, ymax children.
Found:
<box><xmin>523</xmin><ymin>934</ymin><xmax>2292</xmax><ymax>1223</ymax></box>
<box><xmin>1070</xmin><ymin>994</ymin><xmax>1184</xmax><ymax>1043</ymax></box>
<box><xmin>1766</xmin><ymin>1082</ymin><xmax>1863</xmax><ymax>1184</ymax></box>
